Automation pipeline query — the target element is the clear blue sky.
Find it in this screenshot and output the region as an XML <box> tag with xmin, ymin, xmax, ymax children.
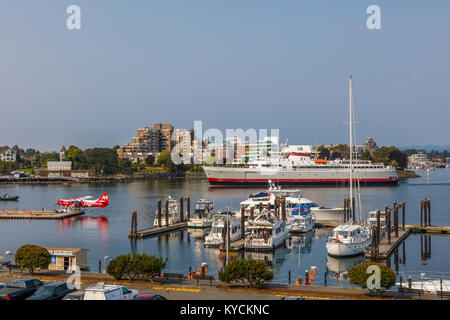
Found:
<box><xmin>1</xmin><ymin>0</ymin><xmax>449</xmax><ymax>151</ymax></box>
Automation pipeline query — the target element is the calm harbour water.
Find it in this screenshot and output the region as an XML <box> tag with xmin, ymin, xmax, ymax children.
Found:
<box><xmin>1</xmin><ymin>168</ymin><xmax>449</xmax><ymax>286</ymax></box>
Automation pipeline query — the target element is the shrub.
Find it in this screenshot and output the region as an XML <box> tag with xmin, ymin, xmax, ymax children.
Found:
<box><xmin>15</xmin><ymin>244</ymin><xmax>51</xmax><ymax>274</ymax></box>
<box><xmin>106</xmin><ymin>254</ymin><xmax>132</xmax><ymax>280</ymax></box>
<box><xmin>218</xmin><ymin>259</ymin><xmax>273</xmax><ymax>289</ymax></box>
<box><xmin>347</xmin><ymin>262</ymin><xmax>396</xmax><ymax>295</ymax></box>
<box><xmin>106</xmin><ymin>253</ymin><xmax>167</xmax><ymax>281</ymax></box>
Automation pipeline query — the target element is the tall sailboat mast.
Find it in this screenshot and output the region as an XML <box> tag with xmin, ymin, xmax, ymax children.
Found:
<box><xmin>349</xmin><ymin>76</ymin><xmax>353</xmax><ymax>222</ymax></box>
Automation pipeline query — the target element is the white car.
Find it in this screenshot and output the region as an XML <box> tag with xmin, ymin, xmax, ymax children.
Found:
<box><xmin>0</xmin><ymin>283</ymin><xmax>6</xmax><ymax>289</ymax></box>
<box><xmin>83</xmin><ymin>282</ymin><xmax>138</xmax><ymax>300</ymax></box>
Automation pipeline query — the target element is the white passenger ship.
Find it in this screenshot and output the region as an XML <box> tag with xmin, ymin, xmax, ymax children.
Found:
<box><xmin>204</xmin><ymin>155</ymin><xmax>398</xmax><ymax>186</ymax></box>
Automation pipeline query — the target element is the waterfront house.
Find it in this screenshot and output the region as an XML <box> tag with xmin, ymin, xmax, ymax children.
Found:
<box><xmin>0</xmin><ymin>146</ymin><xmax>17</xmax><ymax>162</ymax></box>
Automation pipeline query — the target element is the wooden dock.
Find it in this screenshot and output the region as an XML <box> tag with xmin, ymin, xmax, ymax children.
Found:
<box><xmin>315</xmin><ymin>220</ymin><xmax>340</xmax><ymax>229</ymax></box>
<box><xmin>406</xmin><ymin>224</ymin><xmax>450</xmax><ymax>235</ymax></box>
<box><xmin>0</xmin><ymin>209</ymin><xmax>85</xmax><ymax>220</ymax></box>
<box><xmin>128</xmin><ymin>221</ymin><xmax>188</xmax><ymax>238</ymax></box>
<box><xmin>366</xmin><ymin>228</ymin><xmax>411</xmax><ymax>260</ymax></box>
<box><xmin>218</xmin><ymin>238</ymin><xmax>245</xmax><ymax>252</ymax></box>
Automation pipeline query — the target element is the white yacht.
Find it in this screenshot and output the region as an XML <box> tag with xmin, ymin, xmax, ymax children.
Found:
<box><xmin>244</xmin><ymin>211</ymin><xmax>290</xmax><ymax>251</ymax></box>
<box><xmin>326</xmin><ymin>76</ymin><xmax>372</xmax><ymax>257</ymax></box>
<box><xmin>204</xmin><ymin>214</ymin><xmax>242</xmax><ymax>247</ymax></box>
<box><xmin>288</xmin><ymin>205</ymin><xmax>315</xmax><ymax>233</ymax></box>
<box><xmin>367</xmin><ymin>210</ymin><xmax>386</xmax><ymax>227</ymax></box>
<box><xmin>153</xmin><ymin>196</ymin><xmax>180</xmax><ymax>227</ymax></box>
<box><xmin>188</xmin><ymin>199</ymin><xmax>214</xmax><ymax>228</ymax></box>
<box><xmin>239</xmin><ymin>181</ymin><xmax>345</xmax><ymax>222</ymax></box>
<box><xmin>326</xmin><ymin>224</ymin><xmax>371</xmax><ymax>257</ymax></box>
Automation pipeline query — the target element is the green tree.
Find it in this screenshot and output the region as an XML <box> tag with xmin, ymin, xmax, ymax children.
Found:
<box><xmin>331</xmin><ymin>144</ymin><xmax>350</xmax><ymax>159</ymax></box>
<box><xmin>135</xmin><ymin>253</ymin><xmax>167</xmax><ymax>281</ymax></box>
<box><xmin>218</xmin><ymin>259</ymin><xmax>273</xmax><ymax>288</ymax></box>
<box><xmin>106</xmin><ymin>253</ymin><xmax>167</xmax><ymax>281</ymax></box>
<box><xmin>15</xmin><ymin>244</ymin><xmax>51</xmax><ymax>274</ymax></box>
<box><xmin>106</xmin><ymin>254</ymin><xmax>132</xmax><ymax>280</ymax></box>
<box><xmin>347</xmin><ymin>262</ymin><xmax>396</xmax><ymax>296</ymax></box>
<box><xmin>360</xmin><ymin>150</ymin><xmax>374</xmax><ymax>161</ymax></box>
<box><xmin>157</xmin><ymin>150</ymin><xmax>176</xmax><ymax>172</ymax></box>
<box><xmin>318</xmin><ymin>148</ymin><xmax>331</xmax><ymax>160</ymax></box>
<box><xmin>144</xmin><ymin>154</ymin><xmax>155</xmax><ymax>165</ymax></box>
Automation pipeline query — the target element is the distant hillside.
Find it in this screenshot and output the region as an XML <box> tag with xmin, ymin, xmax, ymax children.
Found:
<box><xmin>400</xmin><ymin>145</ymin><xmax>450</xmax><ymax>152</ymax></box>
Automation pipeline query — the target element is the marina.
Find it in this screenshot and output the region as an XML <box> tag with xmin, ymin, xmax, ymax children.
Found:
<box><xmin>1</xmin><ymin>169</ymin><xmax>450</xmax><ymax>288</ymax></box>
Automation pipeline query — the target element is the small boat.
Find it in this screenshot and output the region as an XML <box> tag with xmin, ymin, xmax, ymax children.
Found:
<box><xmin>153</xmin><ymin>196</ymin><xmax>180</xmax><ymax>227</ymax></box>
<box><xmin>204</xmin><ymin>213</ymin><xmax>242</xmax><ymax>247</ymax></box>
<box><xmin>0</xmin><ymin>194</ymin><xmax>19</xmax><ymax>201</ymax></box>
<box><xmin>326</xmin><ymin>223</ymin><xmax>371</xmax><ymax>257</ymax></box>
<box><xmin>188</xmin><ymin>199</ymin><xmax>214</xmax><ymax>228</ymax></box>
<box><xmin>244</xmin><ymin>211</ymin><xmax>290</xmax><ymax>251</ymax></box>
<box><xmin>288</xmin><ymin>204</ymin><xmax>315</xmax><ymax>233</ymax></box>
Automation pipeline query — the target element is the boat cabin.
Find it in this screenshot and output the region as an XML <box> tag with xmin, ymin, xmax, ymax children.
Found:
<box><xmin>194</xmin><ymin>199</ymin><xmax>213</xmax><ymax>217</ymax></box>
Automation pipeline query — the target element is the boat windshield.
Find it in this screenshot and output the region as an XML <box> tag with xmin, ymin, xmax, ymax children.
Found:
<box><xmin>212</xmin><ymin>227</ymin><xmax>223</xmax><ymax>233</ymax></box>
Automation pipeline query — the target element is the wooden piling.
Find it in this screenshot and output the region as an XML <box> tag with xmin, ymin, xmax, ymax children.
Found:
<box><xmin>186</xmin><ymin>197</ymin><xmax>191</xmax><ymax>221</ymax></box>
<box><xmin>420</xmin><ymin>200</ymin><xmax>424</xmax><ymax>227</ymax></box>
<box><xmin>386</xmin><ymin>205</ymin><xmax>391</xmax><ymax>244</ymax></box>
<box><xmin>376</xmin><ymin>209</ymin><xmax>381</xmax><ymax>246</ymax></box>
<box><xmin>394</xmin><ymin>206</ymin><xmax>399</xmax><ymax>238</ymax></box>
<box><xmin>281</xmin><ymin>198</ymin><xmax>286</xmax><ymax>223</ymax></box>
<box><xmin>240</xmin><ymin>206</ymin><xmax>245</xmax><ymax>240</ymax></box>
<box><xmin>157</xmin><ymin>200</ymin><xmax>162</xmax><ymax>227</ymax></box>
<box><xmin>250</xmin><ymin>207</ymin><xmax>254</xmax><ymax>220</ymax></box>
<box><xmin>402</xmin><ymin>201</ymin><xmax>406</xmax><ymax>230</ymax></box>
<box><xmin>180</xmin><ymin>197</ymin><xmax>184</xmax><ymax>222</ymax></box>
<box><xmin>165</xmin><ymin>200</ymin><xmax>169</xmax><ymax>227</ymax></box>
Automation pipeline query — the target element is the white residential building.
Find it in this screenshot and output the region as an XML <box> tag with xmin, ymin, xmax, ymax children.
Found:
<box><xmin>0</xmin><ymin>146</ymin><xmax>17</xmax><ymax>162</ymax></box>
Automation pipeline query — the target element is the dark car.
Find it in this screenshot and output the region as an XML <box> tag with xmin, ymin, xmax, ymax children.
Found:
<box><xmin>0</xmin><ymin>278</ymin><xmax>43</xmax><ymax>300</ymax></box>
<box><xmin>133</xmin><ymin>294</ymin><xmax>167</xmax><ymax>300</ymax></box>
<box><xmin>26</xmin><ymin>281</ymin><xmax>75</xmax><ymax>300</ymax></box>
<box><xmin>62</xmin><ymin>291</ymin><xmax>85</xmax><ymax>300</ymax></box>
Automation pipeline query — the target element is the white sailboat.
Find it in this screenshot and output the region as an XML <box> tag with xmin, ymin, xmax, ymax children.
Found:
<box><xmin>326</xmin><ymin>76</ymin><xmax>371</xmax><ymax>257</ymax></box>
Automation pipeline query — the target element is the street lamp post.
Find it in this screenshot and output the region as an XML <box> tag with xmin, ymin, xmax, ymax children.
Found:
<box><xmin>103</xmin><ymin>256</ymin><xmax>110</xmax><ymax>273</ymax></box>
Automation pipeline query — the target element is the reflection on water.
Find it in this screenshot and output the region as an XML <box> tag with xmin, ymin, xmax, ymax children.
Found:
<box><xmin>326</xmin><ymin>255</ymin><xmax>365</xmax><ymax>283</ymax></box>
<box><xmin>0</xmin><ymin>169</ymin><xmax>450</xmax><ymax>285</ymax></box>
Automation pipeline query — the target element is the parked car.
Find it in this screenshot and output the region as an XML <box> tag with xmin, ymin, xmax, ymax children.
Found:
<box><xmin>133</xmin><ymin>294</ymin><xmax>167</xmax><ymax>300</ymax></box>
<box><xmin>83</xmin><ymin>282</ymin><xmax>139</xmax><ymax>300</ymax></box>
<box><xmin>0</xmin><ymin>283</ymin><xmax>6</xmax><ymax>289</ymax></box>
<box><xmin>26</xmin><ymin>281</ymin><xmax>76</xmax><ymax>300</ymax></box>
<box><xmin>0</xmin><ymin>278</ymin><xmax>43</xmax><ymax>300</ymax></box>
<box><xmin>62</xmin><ymin>291</ymin><xmax>85</xmax><ymax>300</ymax></box>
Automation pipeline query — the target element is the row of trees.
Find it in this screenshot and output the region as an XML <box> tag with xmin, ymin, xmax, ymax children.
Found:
<box><xmin>316</xmin><ymin>144</ymin><xmax>409</xmax><ymax>169</ymax></box>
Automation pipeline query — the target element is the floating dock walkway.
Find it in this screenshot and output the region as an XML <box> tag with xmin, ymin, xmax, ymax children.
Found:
<box><xmin>0</xmin><ymin>209</ymin><xmax>85</xmax><ymax>220</ymax></box>
<box><xmin>218</xmin><ymin>238</ymin><xmax>245</xmax><ymax>252</ymax></box>
<box><xmin>128</xmin><ymin>221</ymin><xmax>188</xmax><ymax>238</ymax></box>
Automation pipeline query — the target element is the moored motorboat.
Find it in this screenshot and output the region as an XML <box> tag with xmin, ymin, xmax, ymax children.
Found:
<box><xmin>244</xmin><ymin>211</ymin><xmax>290</xmax><ymax>251</ymax></box>
<box><xmin>204</xmin><ymin>213</ymin><xmax>242</xmax><ymax>247</ymax></box>
<box><xmin>188</xmin><ymin>199</ymin><xmax>214</xmax><ymax>228</ymax></box>
<box><xmin>153</xmin><ymin>196</ymin><xmax>180</xmax><ymax>227</ymax></box>
<box><xmin>0</xmin><ymin>194</ymin><xmax>19</xmax><ymax>201</ymax></box>
<box><xmin>287</xmin><ymin>204</ymin><xmax>315</xmax><ymax>233</ymax></box>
